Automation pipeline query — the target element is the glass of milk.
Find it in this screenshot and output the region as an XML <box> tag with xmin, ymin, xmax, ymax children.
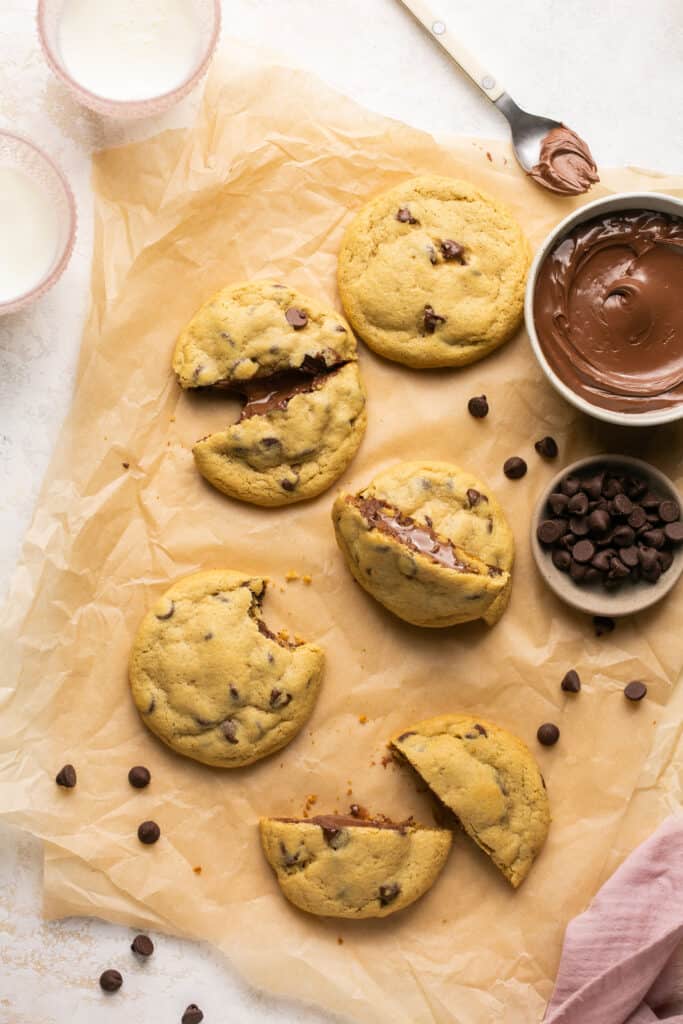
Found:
<box><xmin>37</xmin><ymin>0</ymin><xmax>221</xmax><ymax>118</ymax></box>
<box><xmin>0</xmin><ymin>131</ymin><xmax>76</xmax><ymax>316</ymax></box>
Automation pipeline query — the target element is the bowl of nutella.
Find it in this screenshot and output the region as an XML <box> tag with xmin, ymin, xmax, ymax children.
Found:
<box><xmin>526</xmin><ymin>192</ymin><xmax>683</xmax><ymax>426</ymax></box>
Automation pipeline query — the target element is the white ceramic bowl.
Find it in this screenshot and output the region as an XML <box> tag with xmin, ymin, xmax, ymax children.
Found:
<box><xmin>0</xmin><ymin>130</ymin><xmax>76</xmax><ymax>316</ymax></box>
<box><xmin>37</xmin><ymin>0</ymin><xmax>221</xmax><ymax>119</ymax></box>
<box><xmin>524</xmin><ymin>191</ymin><xmax>683</xmax><ymax>428</ymax></box>
<box><xmin>531</xmin><ymin>454</ymin><xmax>683</xmax><ymax>617</ymax></box>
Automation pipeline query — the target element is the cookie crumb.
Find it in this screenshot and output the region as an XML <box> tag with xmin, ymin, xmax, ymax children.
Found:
<box><xmin>486</xmin><ymin>151</ymin><xmax>492</xmax><ymax>162</ymax></box>
<box><xmin>337</xmin><ymin>937</ymin><xmax>344</xmax><ymax>945</ymax></box>
<box><xmin>302</xmin><ymin>575</ymin><xmax>312</xmax><ymax>585</ymax></box>
<box><xmin>285</xmin><ymin>570</ymin><xmax>299</xmax><ymax>582</ymax></box>
<box><xmin>193</xmin><ymin>866</ymin><xmax>202</xmax><ymax>875</ymax></box>
<box><xmin>122</xmin><ymin>462</ymin><xmax>130</xmax><ymax>470</ymax></box>
<box><xmin>359</xmin><ymin>714</ymin><xmax>368</xmax><ymax>725</ymax></box>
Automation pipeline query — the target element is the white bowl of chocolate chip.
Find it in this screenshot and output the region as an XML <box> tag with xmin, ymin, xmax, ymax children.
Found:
<box><xmin>525</xmin><ymin>191</ymin><xmax>683</xmax><ymax>427</ymax></box>
<box><xmin>531</xmin><ymin>455</ymin><xmax>683</xmax><ymax>617</ymax></box>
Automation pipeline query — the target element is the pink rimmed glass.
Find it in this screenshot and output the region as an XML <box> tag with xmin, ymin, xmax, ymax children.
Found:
<box><xmin>0</xmin><ymin>131</ymin><xmax>77</xmax><ymax>316</ymax></box>
<box><xmin>37</xmin><ymin>0</ymin><xmax>221</xmax><ymax>119</ymax></box>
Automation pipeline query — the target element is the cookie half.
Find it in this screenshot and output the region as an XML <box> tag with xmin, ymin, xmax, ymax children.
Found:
<box><xmin>332</xmin><ymin>460</ymin><xmax>514</xmax><ymax>627</ymax></box>
<box><xmin>391</xmin><ymin>716</ymin><xmax>550</xmax><ymax>887</ymax></box>
<box><xmin>174</xmin><ymin>280</ymin><xmax>367</xmax><ymax>506</ymax></box>
<box><xmin>129</xmin><ymin>570</ymin><xmax>324</xmax><ymax>768</ymax></box>
<box><xmin>338</xmin><ymin>176</ymin><xmax>528</xmax><ymax>368</ymax></box>
<box><xmin>260</xmin><ymin>813</ymin><xmax>452</xmax><ymax>918</ymax></box>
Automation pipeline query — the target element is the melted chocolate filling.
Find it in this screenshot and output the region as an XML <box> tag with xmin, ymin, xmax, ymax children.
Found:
<box><xmin>276</xmin><ymin>813</ymin><xmax>413</xmax><ymax>834</ymax></box>
<box><xmin>206</xmin><ymin>354</ymin><xmax>346</xmax><ymax>420</ymax></box>
<box><xmin>352</xmin><ymin>496</ymin><xmax>492</xmax><ymax>574</ymax></box>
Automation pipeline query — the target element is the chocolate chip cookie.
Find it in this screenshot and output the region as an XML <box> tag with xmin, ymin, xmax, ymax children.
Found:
<box><xmin>260</xmin><ymin>813</ymin><xmax>452</xmax><ymax>918</ymax></box>
<box><xmin>332</xmin><ymin>461</ymin><xmax>514</xmax><ymax>627</ymax></box>
<box><xmin>337</xmin><ymin>176</ymin><xmax>528</xmax><ymax>368</ymax></box>
<box><xmin>129</xmin><ymin>570</ymin><xmax>324</xmax><ymax>767</ymax></box>
<box><xmin>391</xmin><ymin>716</ymin><xmax>550</xmax><ymax>888</ymax></box>
<box><xmin>173</xmin><ymin>281</ymin><xmax>367</xmax><ymax>506</ymax></box>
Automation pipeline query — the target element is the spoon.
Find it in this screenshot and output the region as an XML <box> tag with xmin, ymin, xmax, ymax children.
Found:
<box><xmin>396</xmin><ymin>0</ymin><xmax>596</xmax><ymax>191</ymax></box>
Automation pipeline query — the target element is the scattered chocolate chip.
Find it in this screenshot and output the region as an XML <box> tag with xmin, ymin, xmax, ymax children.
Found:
<box><xmin>137</xmin><ymin>820</ymin><xmax>161</xmax><ymax>845</ymax></box>
<box><xmin>535</xmin><ymin>436</ymin><xmax>558</xmax><ymax>459</ymax></box>
<box><xmin>561</xmin><ymin>476</ymin><xmax>581</xmax><ymax>497</ymax></box>
<box><xmin>221</xmin><ymin>719</ymin><xmax>239</xmax><ymax>744</ymax></box>
<box><xmin>440</xmin><ymin>239</ymin><xmax>465</xmax><ymax>262</ymax></box>
<box><xmin>99</xmin><ymin>970</ymin><xmax>123</xmax><ymax>992</ymax></box>
<box><xmin>593</xmin><ymin>615</ymin><xmax>615</xmax><ymax>636</ymax></box>
<box><xmin>423</xmin><ymin>304</ymin><xmax>446</xmax><ymax>333</ymax></box>
<box><xmin>122</xmin><ymin>462</ymin><xmax>130</xmax><ymax>470</ymax></box>
<box><xmin>467</xmin><ymin>395</ymin><xmax>489</xmax><ymax>418</ymax></box>
<box><xmin>572</xmin><ymin>539</ymin><xmax>595</xmax><ymax>564</ymax></box>
<box><xmin>561</xmin><ymin>670</ymin><xmax>581</xmax><ymax>693</ymax></box>
<box><xmin>269</xmin><ymin>688</ymin><xmax>292</xmax><ymax>709</ymax></box>
<box><xmin>182</xmin><ymin>1005</ymin><xmax>204</xmax><ymax>1024</ymax></box>
<box><xmin>285</xmin><ymin>307</ymin><xmax>308</xmax><ymax>329</ymax></box>
<box><xmin>131</xmin><ymin>934</ymin><xmax>154</xmax><ymax>957</ymax></box>
<box><xmin>624</xmin><ymin>680</ymin><xmax>647</xmax><ymax>702</ymax></box>
<box><xmin>665</xmin><ymin>522</ymin><xmax>683</xmax><ymax>543</ymax></box>
<box><xmin>537</xmin><ymin>519</ymin><xmax>566</xmax><ymax>545</ymax></box>
<box><xmin>567</xmin><ymin>492</ymin><xmax>589</xmax><ymax>515</ymax></box>
<box><xmin>378</xmin><ymin>882</ymin><xmax>401</xmax><ymax>906</ymax></box>
<box><xmin>503</xmin><ymin>456</ymin><xmax>527</xmax><ymax>479</ymax></box>
<box><xmin>55</xmin><ymin>764</ymin><xmax>77</xmax><ymax>789</ymax></box>
<box><xmin>659</xmin><ymin>499</ymin><xmax>679</xmax><ymax>522</ymax></box>
<box><xmin>537</xmin><ymin>723</ymin><xmax>560</xmax><ymax>746</ymax></box>
<box><xmin>396</xmin><ymin>206</ymin><xmax>418</xmax><ymax>224</ymax></box>
<box><xmin>128</xmin><ymin>766</ymin><xmax>151</xmax><ymax>789</ymax></box>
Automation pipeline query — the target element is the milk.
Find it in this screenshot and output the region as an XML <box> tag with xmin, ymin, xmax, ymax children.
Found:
<box><xmin>0</xmin><ymin>167</ymin><xmax>59</xmax><ymax>304</ymax></box>
<box><xmin>57</xmin><ymin>0</ymin><xmax>201</xmax><ymax>102</ymax></box>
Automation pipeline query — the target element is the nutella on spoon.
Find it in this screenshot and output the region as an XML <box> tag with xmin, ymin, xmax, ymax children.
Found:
<box><xmin>529</xmin><ymin>126</ymin><xmax>599</xmax><ymax>196</ymax></box>
<box><xmin>534</xmin><ymin>210</ymin><xmax>683</xmax><ymax>413</ymax></box>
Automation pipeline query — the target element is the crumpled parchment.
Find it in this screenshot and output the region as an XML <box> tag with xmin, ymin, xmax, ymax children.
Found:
<box><xmin>1</xmin><ymin>40</ymin><xmax>683</xmax><ymax>1024</ymax></box>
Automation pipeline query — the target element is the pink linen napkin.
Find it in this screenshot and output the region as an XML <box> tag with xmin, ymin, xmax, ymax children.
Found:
<box><xmin>545</xmin><ymin>816</ymin><xmax>683</xmax><ymax>1024</ymax></box>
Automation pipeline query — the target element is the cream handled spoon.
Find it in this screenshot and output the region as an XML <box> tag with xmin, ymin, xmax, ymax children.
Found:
<box><xmin>396</xmin><ymin>0</ymin><xmax>599</xmax><ymax>195</ymax></box>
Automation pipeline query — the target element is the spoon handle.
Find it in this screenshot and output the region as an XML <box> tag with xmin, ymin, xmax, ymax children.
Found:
<box><xmin>397</xmin><ymin>0</ymin><xmax>504</xmax><ymax>102</ymax></box>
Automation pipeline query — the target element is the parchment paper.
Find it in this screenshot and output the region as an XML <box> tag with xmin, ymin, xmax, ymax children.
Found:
<box><xmin>2</xmin><ymin>41</ymin><xmax>683</xmax><ymax>1024</ymax></box>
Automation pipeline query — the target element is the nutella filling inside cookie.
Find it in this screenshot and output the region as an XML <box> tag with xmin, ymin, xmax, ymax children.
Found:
<box><xmin>351</xmin><ymin>496</ymin><xmax>500</xmax><ymax>576</ymax></box>
<box><xmin>276</xmin><ymin>813</ymin><xmax>414</xmax><ymax>834</ymax></box>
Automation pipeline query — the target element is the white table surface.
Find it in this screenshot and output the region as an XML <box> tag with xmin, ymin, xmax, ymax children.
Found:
<box><xmin>1</xmin><ymin>1</ymin><xmax>681</xmax><ymax>1020</ymax></box>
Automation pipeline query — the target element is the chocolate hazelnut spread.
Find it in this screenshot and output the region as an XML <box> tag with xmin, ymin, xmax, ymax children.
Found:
<box><xmin>238</xmin><ymin>369</ymin><xmax>330</xmax><ymax>419</ymax></box>
<box><xmin>352</xmin><ymin>496</ymin><xmax>479</xmax><ymax>572</ymax></box>
<box><xmin>529</xmin><ymin>126</ymin><xmax>599</xmax><ymax>197</ymax></box>
<box><xmin>534</xmin><ymin>210</ymin><xmax>683</xmax><ymax>413</ymax></box>
<box><xmin>277</xmin><ymin>814</ymin><xmax>411</xmax><ymax>833</ymax></box>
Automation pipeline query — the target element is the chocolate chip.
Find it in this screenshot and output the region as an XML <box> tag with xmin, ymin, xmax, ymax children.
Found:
<box><xmin>137</xmin><ymin>820</ymin><xmax>160</xmax><ymax>845</ymax></box>
<box><xmin>229</xmin><ymin>685</ymin><xmax>239</xmax><ymax>701</ymax></box>
<box><xmin>396</xmin><ymin>206</ymin><xmax>418</xmax><ymax>224</ymax></box>
<box><xmin>561</xmin><ymin>669</ymin><xmax>581</xmax><ymax>693</ymax></box>
<box><xmin>155</xmin><ymin>600</ymin><xmax>175</xmax><ymax>621</ymax></box>
<box><xmin>611</xmin><ymin>525</ymin><xmax>635</xmax><ymax>547</ymax></box>
<box><xmin>322</xmin><ymin>826</ymin><xmax>349</xmax><ymax>850</ymax></box>
<box><xmin>561</xmin><ymin>476</ymin><xmax>581</xmax><ymax>497</ymax></box>
<box><xmin>567</xmin><ymin>492</ymin><xmax>589</xmax><ymax>515</ymax></box>
<box><xmin>128</xmin><ymin>766</ymin><xmax>151</xmax><ymax>789</ymax></box>
<box><xmin>537</xmin><ymin>723</ymin><xmax>560</xmax><ymax>746</ymax></box>
<box><xmin>221</xmin><ymin>719</ymin><xmax>239</xmax><ymax>743</ymax></box>
<box><xmin>569</xmin><ymin>515</ymin><xmax>590</xmax><ymax>537</ymax></box>
<box><xmin>602</xmin><ymin>477</ymin><xmax>624</xmax><ymax>500</ymax></box>
<box><xmin>474</xmin><ymin>723</ymin><xmax>487</xmax><ymax>736</ymax></box>
<box><xmin>537</xmin><ymin>519</ymin><xmax>565</xmax><ymax>545</ymax></box>
<box><xmin>467</xmin><ymin>395</ymin><xmax>489</xmax><ymax>418</ymax></box>
<box><xmin>535</xmin><ymin>436</ymin><xmax>558</xmax><ymax>459</ymax></box>
<box><xmin>378</xmin><ymin>882</ymin><xmax>401</xmax><ymax>906</ymax></box>
<box><xmin>182</xmin><ymin>1005</ymin><xmax>204</xmax><ymax>1024</ymax></box>
<box><xmin>423</xmin><ymin>304</ymin><xmax>446</xmax><ymax>333</ymax></box>
<box><xmin>467</xmin><ymin>488</ymin><xmax>483</xmax><ymax>507</ymax></box>
<box><xmin>591</xmin><ymin>549</ymin><xmax>613</xmax><ymax>573</ymax></box>
<box><xmin>628</xmin><ymin>506</ymin><xmax>647</xmax><ymax>529</ymax></box>
<box><xmin>624</xmin><ymin>680</ymin><xmax>647</xmax><ymax>702</ymax></box>
<box><xmin>440</xmin><ymin>239</ymin><xmax>465</xmax><ymax>262</ymax></box>
<box><xmin>280</xmin><ymin>479</ymin><xmax>296</xmax><ymax>492</ymax></box>
<box><xmin>593</xmin><ymin>615</ymin><xmax>615</xmax><ymax>636</ymax></box>
<box><xmin>609</xmin><ymin>557</ymin><xmax>630</xmax><ymax>579</ymax></box>
<box><xmin>552</xmin><ymin>549</ymin><xmax>572</xmax><ymax>571</ymax></box>
<box><xmin>610</xmin><ymin>493</ymin><xmax>633</xmax><ymax>516</ymax></box>
<box><xmin>588</xmin><ymin>508</ymin><xmax>611</xmax><ymax>536</ymax></box>
<box><xmin>55</xmin><ymin>764</ymin><xmax>77</xmax><ymax>788</ymax></box>
<box><xmin>99</xmin><ymin>969</ymin><xmax>123</xmax><ymax>993</ymax></box>
<box><xmin>638</xmin><ymin>546</ymin><xmax>659</xmax><ymax>571</ymax></box>
<box><xmin>584</xmin><ymin>567</ymin><xmax>602</xmax><ymax>583</ymax></box>
<box><xmin>570</xmin><ymin>560</ymin><xmax>588</xmax><ymax>581</ymax></box>
<box><xmin>583</xmin><ymin>473</ymin><xmax>605</xmax><ymax>499</ymax></box>
<box><xmin>642</xmin><ymin>491</ymin><xmax>661</xmax><ymax>509</ymax></box>
<box><xmin>659</xmin><ymin>499</ymin><xmax>679</xmax><ymax>522</ymax></box>
<box><xmin>427</xmin><ymin>244</ymin><xmax>438</xmax><ymax>264</ymax></box>
<box><xmin>659</xmin><ymin>549</ymin><xmax>674</xmax><ymax>572</ymax></box>
<box><xmin>665</xmin><ymin>522</ymin><xmax>683</xmax><ymax>543</ymax></box>
<box><xmin>503</xmin><ymin>456</ymin><xmax>527</xmax><ymax>479</ymax></box>
<box><xmin>131</xmin><ymin>934</ymin><xmax>154</xmax><ymax>957</ymax></box>
<box><xmin>641</xmin><ymin>529</ymin><xmax>665</xmax><ymax>549</ymax></box>
<box><xmin>620</xmin><ymin>546</ymin><xmax>640</xmax><ymax>568</ymax></box>
<box><xmin>269</xmin><ymin>688</ymin><xmax>292</xmax><ymax>709</ymax></box>
<box><xmin>572</xmin><ymin>539</ymin><xmax>595</xmax><ymax>564</ymax></box>
<box><xmin>285</xmin><ymin>307</ymin><xmax>308</xmax><ymax>329</ymax></box>
<box><xmin>548</xmin><ymin>492</ymin><xmax>569</xmax><ymax>516</ymax></box>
